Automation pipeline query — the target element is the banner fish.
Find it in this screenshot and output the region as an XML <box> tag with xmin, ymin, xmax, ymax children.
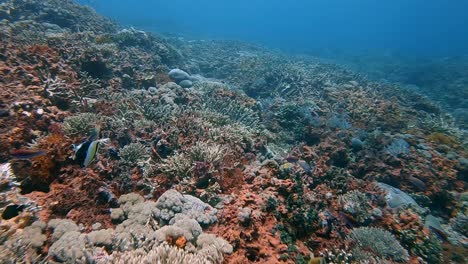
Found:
<box><xmin>72</xmin><ymin>138</ymin><xmax>109</xmax><ymax>167</ymax></box>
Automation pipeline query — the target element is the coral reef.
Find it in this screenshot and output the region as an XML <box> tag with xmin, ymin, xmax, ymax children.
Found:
<box><xmin>0</xmin><ymin>0</ymin><xmax>466</xmax><ymax>263</ymax></box>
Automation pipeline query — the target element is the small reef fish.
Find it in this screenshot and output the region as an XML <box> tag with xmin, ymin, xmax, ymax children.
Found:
<box><xmin>72</xmin><ymin>138</ymin><xmax>109</xmax><ymax>167</ymax></box>
<box><xmin>298</xmin><ymin>159</ymin><xmax>313</xmax><ymax>173</ymax></box>
<box><xmin>408</xmin><ymin>176</ymin><xmax>427</xmax><ymax>191</ymax></box>
<box><xmin>10</xmin><ymin>149</ymin><xmax>46</xmax><ymax>159</ymax></box>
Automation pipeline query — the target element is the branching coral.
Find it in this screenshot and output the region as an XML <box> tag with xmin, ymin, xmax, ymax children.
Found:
<box><xmin>319</xmin><ymin>248</ymin><xmax>353</xmax><ymax>264</ymax></box>
<box><xmin>137</xmin><ymin>98</ymin><xmax>177</xmax><ymax>122</ymax></box>
<box><xmin>44</xmin><ymin>71</ymin><xmax>101</xmax><ymax>111</ymax></box>
<box><xmin>63</xmin><ymin>112</ymin><xmax>102</xmax><ymax>137</ymax></box>
<box><xmin>157</xmin><ymin>151</ymin><xmax>193</xmax><ymax>178</ymax></box>
<box><xmin>451</xmin><ymin>213</ymin><xmax>468</xmax><ymax>237</ymax></box>
<box><xmin>75</xmin><ymin>71</ymin><xmax>102</xmax><ymax>101</ymax></box>
<box><xmin>207</xmin><ymin>124</ymin><xmax>256</xmax><ymax>152</ymax></box>
<box><xmin>158</xmin><ymin>142</ymin><xmax>227</xmax><ymax>180</ymax></box>
<box><xmin>44</xmin><ymin>75</ymin><xmax>75</xmax><ymax>109</ymax></box>
<box><xmin>347</xmin><ymin>227</ymin><xmax>409</xmax><ymax>263</ymax></box>
<box><xmin>200</xmin><ymin>97</ymin><xmax>260</xmax><ymax>128</ymax></box>
<box><xmin>398</xmin><ymin>228</ymin><xmax>442</xmax><ymax>263</ymax></box>
<box><xmin>188</xmin><ymin>142</ymin><xmax>227</xmax><ymax>166</ymax></box>
<box><xmin>119</xmin><ymin>142</ymin><xmax>150</xmax><ymax>166</ymax></box>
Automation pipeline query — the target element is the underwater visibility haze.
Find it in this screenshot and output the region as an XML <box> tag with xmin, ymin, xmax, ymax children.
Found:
<box><xmin>0</xmin><ymin>0</ymin><xmax>467</xmax><ymax>263</ymax></box>
<box><xmin>86</xmin><ymin>0</ymin><xmax>468</xmax><ymax>57</ymax></box>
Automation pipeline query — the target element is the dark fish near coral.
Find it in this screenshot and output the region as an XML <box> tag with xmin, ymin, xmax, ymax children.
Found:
<box><xmin>425</xmin><ymin>214</ymin><xmax>447</xmax><ymax>241</ymax></box>
<box><xmin>72</xmin><ymin>138</ymin><xmax>109</xmax><ymax>167</ymax></box>
<box><xmin>408</xmin><ymin>176</ymin><xmax>427</xmax><ymax>191</ymax></box>
<box><xmin>428</xmin><ymin>226</ymin><xmax>448</xmax><ymax>241</ymax></box>
<box><xmin>108</xmin><ymin>147</ymin><xmax>119</xmax><ymax>160</ymax></box>
<box><xmin>97</xmin><ymin>186</ymin><xmax>118</xmax><ymax>206</ymax></box>
<box><xmin>10</xmin><ymin>149</ymin><xmax>46</xmax><ymax>159</ymax></box>
<box><xmin>285</xmin><ymin>155</ymin><xmax>299</xmax><ymax>163</ymax></box>
<box><xmin>339</xmin><ymin>212</ymin><xmax>356</xmax><ymax>228</ymax></box>
<box><xmin>298</xmin><ymin>159</ymin><xmax>313</xmax><ymax>173</ymax></box>
<box><xmin>2</xmin><ymin>204</ymin><xmax>25</xmax><ymax>220</ymax></box>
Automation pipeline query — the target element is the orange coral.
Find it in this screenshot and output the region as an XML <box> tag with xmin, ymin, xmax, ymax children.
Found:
<box><xmin>175</xmin><ymin>236</ymin><xmax>187</xmax><ymax>249</ymax></box>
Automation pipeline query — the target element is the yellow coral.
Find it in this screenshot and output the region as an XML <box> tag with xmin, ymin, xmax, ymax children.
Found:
<box><xmin>427</xmin><ymin>132</ymin><xmax>459</xmax><ymax>148</ymax></box>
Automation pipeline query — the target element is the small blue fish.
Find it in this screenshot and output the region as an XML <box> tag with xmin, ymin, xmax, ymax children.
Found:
<box><xmin>72</xmin><ymin>138</ymin><xmax>109</xmax><ymax>167</ymax></box>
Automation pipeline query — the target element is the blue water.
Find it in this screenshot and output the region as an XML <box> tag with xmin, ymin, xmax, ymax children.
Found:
<box><xmin>80</xmin><ymin>0</ymin><xmax>468</xmax><ymax>58</ymax></box>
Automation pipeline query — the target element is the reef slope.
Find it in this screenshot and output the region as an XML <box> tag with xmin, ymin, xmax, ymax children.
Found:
<box><xmin>0</xmin><ymin>1</ymin><xmax>466</xmax><ymax>263</ymax></box>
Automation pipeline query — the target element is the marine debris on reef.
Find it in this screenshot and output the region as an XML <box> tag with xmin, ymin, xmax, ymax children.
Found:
<box><xmin>0</xmin><ymin>0</ymin><xmax>467</xmax><ymax>263</ymax></box>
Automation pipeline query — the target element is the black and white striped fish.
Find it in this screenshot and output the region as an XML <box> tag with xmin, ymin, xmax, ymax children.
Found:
<box><xmin>72</xmin><ymin>138</ymin><xmax>109</xmax><ymax>167</ymax></box>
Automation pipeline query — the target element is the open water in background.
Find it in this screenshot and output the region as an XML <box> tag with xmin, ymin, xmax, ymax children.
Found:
<box><xmin>79</xmin><ymin>0</ymin><xmax>468</xmax><ymax>58</ymax></box>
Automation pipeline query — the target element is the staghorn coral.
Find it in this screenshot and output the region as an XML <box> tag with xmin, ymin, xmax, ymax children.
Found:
<box><xmin>133</xmin><ymin>118</ymin><xmax>157</xmax><ymax>132</ymax></box>
<box><xmin>63</xmin><ymin>112</ymin><xmax>102</xmax><ymax>137</ymax></box>
<box><xmin>44</xmin><ymin>71</ymin><xmax>102</xmax><ymax>110</ymax></box>
<box><xmin>188</xmin><ymin>141</ymin><xmax>227</xmax><ymax>166</ymax></box>
<box><xmin>199</xmin><ymin>96</ymin><xmax>260</xmax><ymax>128</ymax></box>
<box><xmin>192</xmin><ymin>80</ymin><xmax>229</xmax><ymax>92</ymax></box>
<box><xmin>207</xmin><ymin>123</ymin><xmax>256</xmax><ymax>150</ymax></box>
<box><xmin>158</xmin><ymin>141</ymin><xmax>228</xmax><ymax>180</ymax></box>
<box><xmin>119</xmin><ymin>142</ymin><xmax>150</xmax><ymax>166</ymax></box>
<box><xmin>347</xmin><ymin>227</ymin><xmax>409</xmax><ymax>263</ymax></box>
<box><xmin>44</xmin><ymin>75</ymin><xmax>76</xmax><ymax>110</ymax></box>
<box><xmin>74</xmin><ymin>71</ymin><xmax>102</xmax><ymax>106</ymax></box>
<box><xmin>157</xmin><ymin>151</ymin><xmax>193</xmax><ymax>178</ymax></box>
<box><xmin>137</xmin><ymin>96</ymin><xmax>178</xmax><ymax>122</ymax></box>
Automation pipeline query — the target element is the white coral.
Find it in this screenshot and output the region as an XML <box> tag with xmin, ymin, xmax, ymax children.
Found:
<box><xmin>97</xmin><ymin>243</ymin><xmax>226</xmax><ymax>264</ymax></box>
